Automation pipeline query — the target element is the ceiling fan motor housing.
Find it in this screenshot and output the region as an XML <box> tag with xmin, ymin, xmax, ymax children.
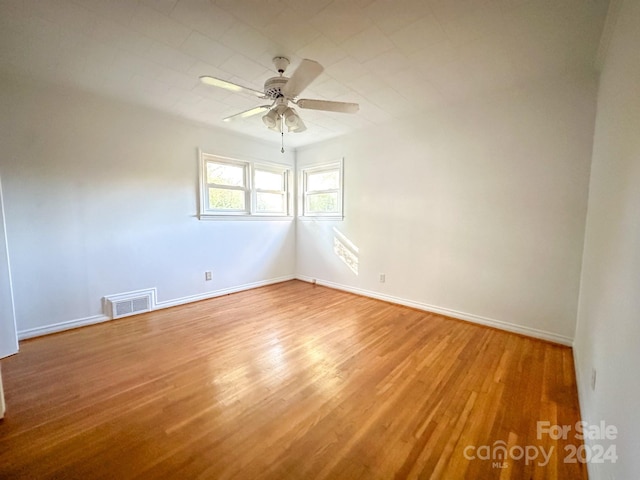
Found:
<box><xmin>264</xmin><ymin>76</ymin><xmax>289</xmax><ymax>100</ymax></box>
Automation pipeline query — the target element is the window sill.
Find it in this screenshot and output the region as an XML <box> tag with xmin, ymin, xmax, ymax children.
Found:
<box><xmin>298</xmin><ymin>215</ymin><xmax>344</xmax><ymax>221</ymax></box>
<box><xmin>198</xmin><ymin>214</ymin><xmax>294</xmax><ymax>221</ymax></box>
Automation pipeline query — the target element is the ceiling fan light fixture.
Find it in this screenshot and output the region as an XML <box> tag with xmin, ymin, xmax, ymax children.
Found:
<box><xmin>288</xmin><ymin>116</ymin><xmax>307</xmax><ymax>133</ymax></box>
<box><xmin>283</xmin><ymin>107</ymin><xmax>300</xmax><ymax>128</ymax></box>
<box><xmin>262</xmin><ymin>109</ymin><xmax>279</xmax><ymax>128</ymax></box>
<box><xmin>267</xmin><ymin>115</ymin><xmax>282</xmax><ymax>132</ymax></box>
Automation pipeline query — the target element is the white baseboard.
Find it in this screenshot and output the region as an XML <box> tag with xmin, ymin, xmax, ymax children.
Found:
<box><xmin>18</xmin><ymin>274</ymin><xmax>572</xmax><ymax>346</ymax></box>
<box><xmin>18</xmin><ymin>314</ymin><xmax>111</xmax><ymax>340</ymax></box>
<box><xmin>17</xmin><ymin>275</ymin><xmax>296</xmax><ymax>340</ymax></box>
<box><xmin>296</xmin><ymin>275</ymin><xmax>573</xmax><ymax>346</ymax></box>
<box><xmin>153</xmin><ymin>275</ymin><xmax>295</xmax><ymax>310</ymax></box>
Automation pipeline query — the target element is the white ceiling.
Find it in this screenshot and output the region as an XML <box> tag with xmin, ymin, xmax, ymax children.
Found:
<box><xmin>0</xmin><ymin>0</ymin><xmax>609</xmax><ymax>147</ymax></box>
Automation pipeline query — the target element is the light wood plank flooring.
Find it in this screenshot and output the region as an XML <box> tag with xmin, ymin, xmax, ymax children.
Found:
<box><xmin>0</xmin><ymin>280</ymin><xmax>586</xmax><ymax>479</ymax></box>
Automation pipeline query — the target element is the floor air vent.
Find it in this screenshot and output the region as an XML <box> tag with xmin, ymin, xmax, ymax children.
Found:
<box><xmin>103</xmin><ymin>289</ymin><xmax>155</xmax><ymax>319</ymax></box>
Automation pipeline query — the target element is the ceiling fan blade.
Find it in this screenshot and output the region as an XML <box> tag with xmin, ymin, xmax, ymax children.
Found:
<box><xmin>297</xmin><ymin>99</ymin><xmax>359</xmax><ymax>114</ymax></box>
<box><xmin>200</xmin><ymin>76</ymin><xmax>264</xmax><ymax>98</ymax></box>
<box><xmin>281</xmin><ymin>59</ymin><xmax>324</xmax><ymax>98</ymax></box>
<box><xmin>223</xmin><ymin>105</ymin><xmax>271</xmax><ymax>122</ymax></box>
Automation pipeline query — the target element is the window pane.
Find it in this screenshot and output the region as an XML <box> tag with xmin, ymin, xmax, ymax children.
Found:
<box><xmin>256</xmin><ymin>192</ymin><xmax>285</xmax><ymax>213</ymax></box>
<box><xmin>208</xmin><ymin>188</ymin><xmax>245</xmax><ymax>210</ymax></box>
<box><xmin>306</xmin><ymin>192</ymin><xmax>338</xmax><ymax>213</ymax></box>
<box><xmin>307</xmin><ymin>170</ymin><xmax>339</xmax><ymax>191</ymax></box>
<box><xmin>255</xmin><ymin>169</ymin><xmax>283</xmax><ymax>191</ymax></box>
<box><xmin>207</xmin><ymin>162</ymin><xmax>245</xmax><ymax>186</ymax></box>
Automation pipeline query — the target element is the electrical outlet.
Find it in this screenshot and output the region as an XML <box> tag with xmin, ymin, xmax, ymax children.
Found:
<box><xmin>205</xmin><ymin>271</ymin><xmax>212</xmax><ymax>281</ymax></box>
<box><xmin>379</xmin><ymin>273</ymin><xmax>386</xmax><ymax>283</ymax></box>
<box><xmin>591</xmin><ymin>368</ymin><xmax>597</xmax><ymax>391</ymax></box>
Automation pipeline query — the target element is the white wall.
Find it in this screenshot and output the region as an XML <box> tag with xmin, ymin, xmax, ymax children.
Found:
<box><xmin>0</xmin><ymin>175</ymin><xmax>18</xmax><ymax>358</ymax></box>
<box><xmin>0</xmin><ymin>366</ymin><xmax>5</xmax><ymax>418</ymax></box>
<box><xmin>0</xmin><ymin>172</ymin><xmax>18</xmax><ymax>419</ymax></box>
<box><xmin>0</xmin><ymin>74</ymin><xmax>295</xmax><ymax>336</ymax></box>
<box><xmin>296</xmin><ymin>74</ymin><xmax>597</xmax><ymax>344</ymax></box>
<box><xmin>574</xmin><ymin>1</ymin><xmax>640</xmax><ymax>478</ymax></box>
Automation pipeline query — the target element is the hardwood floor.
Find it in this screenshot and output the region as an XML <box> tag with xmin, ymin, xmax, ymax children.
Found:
<box><xmin>0</xmin><ymin>280</ymin><xmax>586</xmax><ymax>479</ymax></box>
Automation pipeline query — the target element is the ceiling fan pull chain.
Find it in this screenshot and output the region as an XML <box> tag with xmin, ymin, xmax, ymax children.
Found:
<box><xmin>281</xmin><ymin>119</ymin><xmax>285</xmax><ymax>153</ymax></box>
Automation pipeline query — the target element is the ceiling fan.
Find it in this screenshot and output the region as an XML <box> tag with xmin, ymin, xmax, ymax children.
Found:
<box><xmin>199</xmin><ymin>56</ymin><xmax>359</xmax><ymax>134</ymax></box>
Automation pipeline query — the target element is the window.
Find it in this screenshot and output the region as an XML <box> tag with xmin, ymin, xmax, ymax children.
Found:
<box><xmin>254</xmin><ymin>166</ymin><xmax>288</xmax><ymax>214</ymax></box>
<box><xmin>300</xmin><ymin>160</ymin><xmax>344</xmax><ymax>218</ymax></box>
<box><xmin>200</xmin><ymin>152</ymin><xmax>290</xmax><ymax>218</ymax></box>
<box><xmin>204</xmin><ymin>158</ymin><xmax>249</xmax><ymax>214</ymax></box>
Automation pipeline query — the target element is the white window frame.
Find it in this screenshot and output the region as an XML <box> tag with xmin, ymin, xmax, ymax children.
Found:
<box><xmin>299</xmin><ymin>159</ymin><xmax>344</xmax><ymax>219</ymax></box>
<box><xmin>199</xmin><ymin>151</ymin><xmax>291</xmax><ymax>219</ymax></box>
<box><xmin>202</xmin><ymin>156</ymin><xmax>250</xmax><ymax>216</ymax></box>
<box><xmin>252</xmin><ymin>164</ymin><xmax>290</xmax><ymax>215</ymax></box>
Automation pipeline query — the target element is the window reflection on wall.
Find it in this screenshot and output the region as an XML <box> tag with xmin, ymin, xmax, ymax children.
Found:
<box><xmin>333</xmin><ymin>228</ymin><xmax>358</xmax><ymax>275</ymax></box>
